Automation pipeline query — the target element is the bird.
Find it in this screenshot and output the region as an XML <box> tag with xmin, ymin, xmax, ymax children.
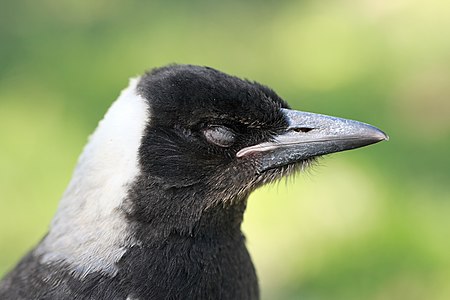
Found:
<box><xmin>0</xmin><ymin>64</ymin><xmax>387</xmax><ymax>300</ymax></box>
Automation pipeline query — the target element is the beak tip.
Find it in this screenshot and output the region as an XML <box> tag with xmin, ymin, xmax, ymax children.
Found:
<box><xmin>373</xmin><ymin>128</ymin><xmax>389</xmax><ymax>142</ymax></box>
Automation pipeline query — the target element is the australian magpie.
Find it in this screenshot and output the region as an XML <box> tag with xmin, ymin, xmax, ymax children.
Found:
<box><xmin>0</xmin><ymin>64</ymin><xmax>387</xmax><ymax>300</ymax></box>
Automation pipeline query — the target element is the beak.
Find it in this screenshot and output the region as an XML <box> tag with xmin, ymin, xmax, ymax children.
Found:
<box><xmin>237</xmin><ymin>108</ymin><xmax>388</xmax><ymax>172</ymax></box>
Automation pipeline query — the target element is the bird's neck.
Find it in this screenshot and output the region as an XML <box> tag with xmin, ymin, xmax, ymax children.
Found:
<box><xmin>125</xmin><ymin>177</ymin><xmax>249</xmax><ymax>244</ymax></box>
<box><xmin>119</xmin><ymin>187</ymin><xmax>259</xmax><ymax>300</ymax></box>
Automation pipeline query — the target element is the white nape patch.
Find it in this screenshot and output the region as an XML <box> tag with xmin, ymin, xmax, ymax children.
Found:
<box><xmin>36</xmin><ymin>77</ymin><xmax>149</xmax><ymax>278</ymax></box>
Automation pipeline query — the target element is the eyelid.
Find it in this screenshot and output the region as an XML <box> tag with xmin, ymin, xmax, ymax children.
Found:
<box><xmin>203</xmin><ymin>125</ymin><xmax>236</xmax><ymax>147</ymax></box>
<box><xmin>207</xmin><ymin>124</ymin><xmax>235</xmax><ymax>132</ymax></box>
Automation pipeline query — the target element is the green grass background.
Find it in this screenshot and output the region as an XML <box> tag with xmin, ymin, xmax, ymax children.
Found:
<box><xmin>1</xmin><ymin>0</ymin><xmax>449</xmax><ymax>299</ymax></box>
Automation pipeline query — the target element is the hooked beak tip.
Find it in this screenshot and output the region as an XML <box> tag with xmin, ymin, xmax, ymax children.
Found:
<box><xmin>370</xmin><ymin>127</ymin><xmax>389</xmax><ymax>142</ymax></box>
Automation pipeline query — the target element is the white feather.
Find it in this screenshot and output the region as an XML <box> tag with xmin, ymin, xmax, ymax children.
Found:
<box><xmin>36</xmin><ymin>77</ymin><xmax>149</xmax><ymax>277</ymax></box>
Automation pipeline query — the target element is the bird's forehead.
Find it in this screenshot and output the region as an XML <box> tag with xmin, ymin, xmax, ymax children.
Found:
<box><xmin>137</xmin><ymin>65</ymin><xmax>289</xmax><ymax>127</ymax></box>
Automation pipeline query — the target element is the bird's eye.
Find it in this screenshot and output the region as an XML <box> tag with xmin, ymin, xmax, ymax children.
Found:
<box><xmin>203</xmin><ymin>125</ymin><xmax>236</xmax><ymax>147</ymax></box>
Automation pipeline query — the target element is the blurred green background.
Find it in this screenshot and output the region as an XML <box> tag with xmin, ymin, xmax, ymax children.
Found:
<box><xmin>1</xmin><ymin>0</ymin><xmax>449</xmax><ymax>299</ymax></box>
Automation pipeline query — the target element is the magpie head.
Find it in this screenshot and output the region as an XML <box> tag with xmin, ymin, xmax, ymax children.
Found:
<box><xmin>35</xmin><ymin>65</ymin><xmax>387</xmax><ymax>275</ymax></box>
<box><xmin>135</xmin><ymin>65</ymin><xmax>388</xmax><ymax>210</ymax></box>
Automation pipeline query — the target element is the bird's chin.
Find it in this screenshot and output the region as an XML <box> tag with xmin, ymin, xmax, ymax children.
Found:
<box><xmin>254</xmin><ymin>157</ymin><xmax>320</xmax><ymax>186</ymax></box>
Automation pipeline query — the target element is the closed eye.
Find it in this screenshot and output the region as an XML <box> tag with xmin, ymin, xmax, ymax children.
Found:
<box><xmin>203</xmin><ymin>125</ymin><xmax>236</xmax><ymax>147</ymax></box>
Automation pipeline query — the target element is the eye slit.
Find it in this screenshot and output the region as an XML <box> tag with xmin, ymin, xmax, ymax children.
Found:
<box><xmin>203</xmin><ymin>125</ymin><xmax>236</xmax><ymax>147</ymax></box>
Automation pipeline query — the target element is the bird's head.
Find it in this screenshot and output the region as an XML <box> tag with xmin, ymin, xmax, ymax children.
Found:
<box><xmin>36</xmin><ymin>64</ymin><xmax>387</xmax><ymax>275</ymax></box>
<box><xmin>137</xmin><ymin>65</ymin><xmax>291</xmax><ymax>197</ymax></box>
<box><xmin>127</xmin><ymin>65</ymin><xmax>387</xmax><ymax>235</ymax></box>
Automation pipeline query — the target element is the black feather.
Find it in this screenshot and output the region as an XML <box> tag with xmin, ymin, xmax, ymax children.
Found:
<box><xmin>0</xmin><ymin>65</ymin><xmax>312</xmax><ymax>300</ymax></box>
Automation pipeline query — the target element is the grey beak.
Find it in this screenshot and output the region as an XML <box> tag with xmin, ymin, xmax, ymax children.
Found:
<box><xmin>237</xmin><ymin>108</ymin><xmax>388</xmax><ymax>172</ymax></box>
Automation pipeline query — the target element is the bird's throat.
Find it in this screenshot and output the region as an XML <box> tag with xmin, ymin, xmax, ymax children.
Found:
<box><xmin>126</xmin><ymin>177</ymin><xmax>249</xmax><ymax>242</ymax></box>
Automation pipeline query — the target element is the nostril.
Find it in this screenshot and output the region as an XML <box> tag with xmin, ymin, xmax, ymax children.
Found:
<box><xmin>291</xmin><ymin>127</ymin><xmax>314</xmax><ymax>133</ymax></box>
